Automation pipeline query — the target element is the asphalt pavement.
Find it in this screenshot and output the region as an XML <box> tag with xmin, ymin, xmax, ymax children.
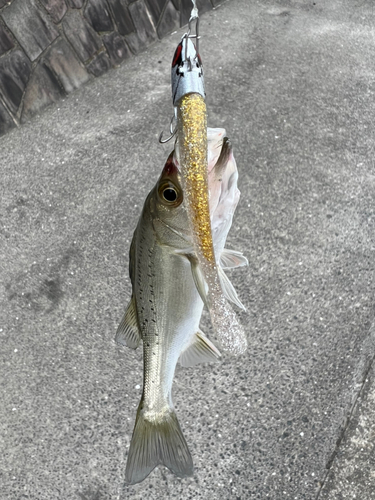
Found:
<box><xmin>1</xmin><ymin>0</ymin><xmax>375</xmax><ymax>499</ymax></box>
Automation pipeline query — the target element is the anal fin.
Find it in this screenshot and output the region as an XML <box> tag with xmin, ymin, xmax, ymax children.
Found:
<box><xmin>115</xmin><ymin>295</ymin><xmax>141</xmax><ymax>349</ymax></box>
<box><xmin>187</xmin><ymin>254</ymin><xmax>209</xmax><ymax>309</ymax></box>
<box><xmin>179</xmin><ymin>330</ymin><xmax>221</xmax><ymax>367</ymax></box>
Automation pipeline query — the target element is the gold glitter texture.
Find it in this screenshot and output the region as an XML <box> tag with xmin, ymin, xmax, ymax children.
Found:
<box><xmin>177</xmin><ymin>93</ymin><xmax>215</xmax><ymax>264</ymax></box>
<box><xmin>177</xmin><ymin>93</ymin><xmax>247</xmax><ymax>355</ymax></box>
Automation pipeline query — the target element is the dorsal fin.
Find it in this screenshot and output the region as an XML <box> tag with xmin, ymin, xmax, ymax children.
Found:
<box><xmin>115</xmin><ymin>295</ymin><xmax>141</xmax><ymax>349</ymax></box>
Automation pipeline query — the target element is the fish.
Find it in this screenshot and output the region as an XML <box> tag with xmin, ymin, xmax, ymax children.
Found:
<box><xmin>172</xmin><ymin>35</ymin><xmax>247</xmax><ymax>356</ymax></box>
<box><xmin>116</xmin><ymin>128</ymin><xmax>247</xmax><ymax>484</ymax></box>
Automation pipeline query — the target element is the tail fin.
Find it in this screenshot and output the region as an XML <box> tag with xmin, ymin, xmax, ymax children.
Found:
<box><xmin>125</xmin><ymin>403</ymin><xmax>193</xmax><ymax>484</ymax></box>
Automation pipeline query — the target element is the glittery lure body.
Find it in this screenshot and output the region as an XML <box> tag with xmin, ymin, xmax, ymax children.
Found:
<box><xmin>172</xmin><ymin>38</ymin><xmax>247</xmax><ymax>356</ymax></box>
<box><xmin>177</xmin><ymin>94</ymin><xmax>213</xmax><ymax>263</ymax></box>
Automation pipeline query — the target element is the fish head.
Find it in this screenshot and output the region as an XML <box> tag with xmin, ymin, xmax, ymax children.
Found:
<box><xmin>149</xmin><ymin>129</ymin><xmax>241</xmax><ymax>256</ymax></box>
<box><xmin>149</xmin><ymin>152</ymin><xmax>192</xmax><ymax>249</ymax></box>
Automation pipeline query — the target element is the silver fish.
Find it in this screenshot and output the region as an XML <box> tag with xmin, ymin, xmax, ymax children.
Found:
<box><xmin>116</xmin><ymin>129</ymin><xmax>247</xmax><ymax>484</ymax></box>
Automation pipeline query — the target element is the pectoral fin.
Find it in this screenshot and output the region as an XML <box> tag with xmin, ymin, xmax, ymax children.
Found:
<box><xmin>115</xmin><ymin>295</ymin><xmax>141</xmax><ymax>349</ymax></box>
<box><xmin>218</xmin><ymin>266</ymin><xmax>246</xmax><ymax>311</ymax></box>
<box><xmin>220</xmin><ymin>249</ymin><xmax>248</xmax><ymax>269</ymax></box>
<box><xmin>187</xmin><ymin>254</ymin><xmax>209</xmax><ymax>309</ymax></box>
<box><xmin>179</xmin><ymin>330</ymin><xmax>221</xmax><ymax>367</ymax></box>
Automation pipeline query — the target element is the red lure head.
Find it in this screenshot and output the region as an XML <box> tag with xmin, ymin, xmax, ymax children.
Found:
<box><xmin>171</xmin><ymin>37</ymin><xmax>205</xmax><ymax>105</ymax></box>
<box><xmin>172</xmin><ymin>43</ymin><xmax>183</xmax><ymax>69</ymax></box>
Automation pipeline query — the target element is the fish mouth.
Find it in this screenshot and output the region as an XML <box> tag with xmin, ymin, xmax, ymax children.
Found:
<box><xmin>160</xmin><ymin>128</ymin><xmax>239</xmax><ymax>254</ymax></box>
<box><xmin>172</xmin><ymin>127</ymin><xmax>240</xmax><ymax>240</ymax></box>
<box><xmin>210</xmin><ymin>136</ymin><xmax>232</xmax><ymax>180</ymax></box>
<box><xmin>206</xmin><ymin>128</ymin><xmax>241</xmax><ymax>259</ymax></box>
<box><xmin>207</xmin><ymin>130</ymin><xmax>239</xmax><ymax>212</ymax></box>
<box><xmin>173</xmin><ymin>128</ymin><xmax>234</xmax><ymax>182</ymax></box>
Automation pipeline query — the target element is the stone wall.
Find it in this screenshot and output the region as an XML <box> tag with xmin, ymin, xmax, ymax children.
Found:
<box><xmin>0</xmin><ymin>0</ymin><xmax>221</xmax><ymax>137</ymax></box>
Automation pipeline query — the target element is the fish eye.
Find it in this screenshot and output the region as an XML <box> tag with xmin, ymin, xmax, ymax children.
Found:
<box><xmin>163</xmin><ymin>187</ymin><xmax>177</xmax><ymax>202</ymax></box>
<box><xmin>158</xmin><ymin>181</ymin><xmax>182</xmax><ymax>207</ymax></box>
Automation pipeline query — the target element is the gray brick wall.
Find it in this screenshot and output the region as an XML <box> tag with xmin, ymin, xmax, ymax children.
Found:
<box><xmin>0</xmin><ymin>0</ymin><xmax>220</xmax><ymax>137</ymax></box>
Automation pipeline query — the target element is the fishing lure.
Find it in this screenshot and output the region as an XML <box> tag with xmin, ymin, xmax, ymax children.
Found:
<box><xmin>165</xmin><ymin>10</ymin><xmax>247</xmax><ymax>355</ymax></box>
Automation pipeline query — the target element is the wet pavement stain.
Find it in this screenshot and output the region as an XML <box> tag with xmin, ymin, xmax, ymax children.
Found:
<box><xmin>6</xmin><ymin>247</ymin><xmax>79</xmax><ymax>313</ymax></box>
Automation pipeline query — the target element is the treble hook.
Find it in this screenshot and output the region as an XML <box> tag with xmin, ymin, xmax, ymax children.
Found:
<box><xmin>159</xmin><ymin>107</ymin><xmax>177</xmax><ymax>143</ymax></box>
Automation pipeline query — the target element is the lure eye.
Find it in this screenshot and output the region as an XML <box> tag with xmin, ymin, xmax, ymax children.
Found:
<box><xmin>158</xmin><ymin>181</ymin><xmax>182</xmax><ymax>207</ymax></box>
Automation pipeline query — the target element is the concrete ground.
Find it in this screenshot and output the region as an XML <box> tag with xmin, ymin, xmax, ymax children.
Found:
<box><xmin>1</xmin><ymin>0</ymin><xmax>375</xmax><ymax>498</ymax></box>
